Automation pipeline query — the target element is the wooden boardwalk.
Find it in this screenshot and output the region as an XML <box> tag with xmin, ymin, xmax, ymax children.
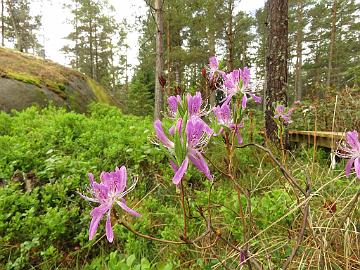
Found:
<box><xmin>288</xmin><ymin>130</ymin><xmax>345</xmax><ymax>149</ymax></box>
<box><xmin>261</xmin><ymin>130</ymin><xmax>345</xmax><ymax>149</ymax></box>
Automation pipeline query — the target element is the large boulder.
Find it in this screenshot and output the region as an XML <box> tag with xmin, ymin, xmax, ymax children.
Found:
<box><xmin>0</xmin><ymin>47</ymin><xmax>118</xmax><ymax>112</ymax></box>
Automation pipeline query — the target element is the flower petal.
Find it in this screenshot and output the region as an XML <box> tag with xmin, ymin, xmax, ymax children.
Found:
<box><xmin>89</xmin><ymin>204</ymin><xmax>109</xmax><ymax>240</ymax></box>
<box><xmin>250</xmin><ymin>93</ymin><xmax>262</xmax><ymax>103</ymax></box>
<box><xmin>242</xmin><ymin>95</ymin><xmax>247</xmax><ymax>109</ymax></box>
<box><xmin>154</xmin><ymin>120</ymin><xmax>174</xmax><ymax>148</ymax></box>
<box><xmin>189</xmin><ymin>151</ymin><xmax>213</xmax><ymax>181</ymax></box>
<box><xmin>88</xmin><ymin>173</ymin><xmax>95</xmax><ymax>187</ymax></box>
<box><xmin>169</xmin><ymin>160</ymin><xmax>178</xmax><ymax>172</ymax></box>
<box><xmin>346</xmin><ymin>131</ymin><xmax>360</xmax><ymax>151</ymax></box>
<box><xmin>354</xmin><ymin>158</ymin><xmax>360</xmax><ymax>179</ymax></box>
<box><xmin>105</xmin><ymin>213</ymin><xmax>114</xmax><ymax>242</ymax></box>
<box><xmin>117</xmin><ymin>199</ymin><xmax>141</xmax><ymax>217</ymax></box>
<box><xmin>345</xmin><ymin>157</ymin><xmax>355</xmax><ymax>177</ymax></box>
<box><xmin>168</xmin><ymin>96</ymin><xmax>179</xmax><ymax>114</ymax></box>
<box><xmin>236</xmin><ymin>130</ymin><xmax>243</xmax><ymax>145</ymax></box>
<box><xmin>118</xmin><ymin>166</ymin><xmax>127</xmax><ymax>193</ymax></box>
<box><xmin>172</xmin><ymin>157</ymin><xmax>189</xmax><ymax>185</ymax></box>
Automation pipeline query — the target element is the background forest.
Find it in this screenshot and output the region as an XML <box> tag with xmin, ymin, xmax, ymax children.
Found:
<box><xmin>1</xmin><ymin>0</ymin><xmax>359</xmax><ymax>119</ymax></box>
<box><xmin>0</xmin><ymin>0</ymin><xmax>359</xmax><ymax>269</ymax></box>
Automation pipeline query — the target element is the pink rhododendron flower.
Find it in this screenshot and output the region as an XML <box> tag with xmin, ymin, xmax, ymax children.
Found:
<box><xmin>337</xmin><ymin>130</ymin><xmax>360</xmax><ymax>179</ymax></box>
<box><xmin>167</xmin><ymin>95</ymin><xmax>181</xmax><ymax>116</ymax></box>
<box><xmin>208</xmin><ymin>56</ymin><xmax>219</xmax><ymax>80</ymax></box>
<box><xmin>213</xmin><ymin>103</ymin><xmax>243</xmax><ymax>144</ymax></box>
<box><xmin>274</xmin><ymin>105</ymin><xmax>295</xmax><ymax>124</ymax></box>
<box><xmin>222</xmin><ymin>68</ymin><xmax>261</xmax><ymax>108</ymax></box>
<box><xmin>79</xmin><ymin>166</ymin><xmax>141</xmax><ymax>242</ymax></box>
<box><xmin>154</xmin><ymin>117</ymin><xmax>213</xmax><ymax>185</ymax></box>
<box><xmin>187</xmin><ymin>92</ymin><xmax>202</xmax><ymax>117</ymax></box>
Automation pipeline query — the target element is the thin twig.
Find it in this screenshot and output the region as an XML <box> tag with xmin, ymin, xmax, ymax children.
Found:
<box><xmin>282</xmin><ymin>178</ymin><xmax>311</xmax><ymax>269</ymax></box>
<box><xmin>120</xmin><ymin>221</ymin><xmax>186</xmax><ymax>244</ymax></box>
<box><xmin>211</xmin><ymin>249</ymin><xmax>232</xmax><ymax>270</ymax></box>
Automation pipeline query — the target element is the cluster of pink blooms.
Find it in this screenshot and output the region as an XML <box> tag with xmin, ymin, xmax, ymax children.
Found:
<box><xmin>337</xmin><ymin>130</ymin><xmax>360</xmax><ymax>179</ymax></box>
<box><xmin>79</xmin><ymin>56</ymin><xmax>359</xmax><ymax>243</ymax></box>
<box><xmin>208</xmin><ymin>56</ymin><xmax>261</xmax><ymax>108</ymax></box>
<box><xmin>154</xmin><ymin>56</ymin><xmax>262</xmax><ymax>185</ymax></box>
<box><xmin>78</xmin><ymin>166</ymin><xmax>141</xmax><ymax>242</ymax></box>
<box><xmin>154</xmin><ymin>92</ymin><xmax>214</xmax><ymax>185</ymax></box>
<box><xmin>274</xmin><ymin>105</ymin><xmax>295</xmax><ymax>124</ymax></box>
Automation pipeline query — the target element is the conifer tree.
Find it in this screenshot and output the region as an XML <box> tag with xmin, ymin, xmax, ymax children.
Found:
<box><xmin>63</xmin><ymin>0</ymin><xmax>122</xmax><ymax>90</ymax></box>
<box><xmin>5</xmin><ymin>0</ymin><xmax>42</xmax><ymax>53</ymax></box>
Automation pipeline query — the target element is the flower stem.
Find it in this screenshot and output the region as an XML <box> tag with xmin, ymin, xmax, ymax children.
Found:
<box><xmin>180</xmin><ymin>180</ymin><xmax>187</xmax><ymax>240</ymax></box>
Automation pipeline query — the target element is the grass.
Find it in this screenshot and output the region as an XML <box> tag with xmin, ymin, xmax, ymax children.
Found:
<box><xmin>0</xmin><ymin>104</ymin><xmax>359</xmax><ymax>269</ymax></box>
<box><xmin>6</xmin><ymin>70</ymin><xmax>42</xmax><ymax>87</ymax></box>
<box><xmin>86</xmin><ymin>77</ymin><xmax>113</xmax><ymax>104</ymax></box>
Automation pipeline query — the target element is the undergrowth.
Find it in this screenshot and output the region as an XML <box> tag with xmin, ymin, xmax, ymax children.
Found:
<box><xmin>0</xmin><ymin>104</ymin><xmax>358</xmax><ymax>269</ymax></box>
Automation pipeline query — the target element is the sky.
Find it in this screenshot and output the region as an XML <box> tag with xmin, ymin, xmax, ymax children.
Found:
<box><xmin>35</xmin><ymin>0</ymin><xmax>265</xmax><ymax>70</ymax></box>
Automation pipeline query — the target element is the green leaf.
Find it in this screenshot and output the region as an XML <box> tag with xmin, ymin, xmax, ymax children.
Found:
<box><xmin>126</xmin><ymin>254</ymin><xmax>136</xmax><ymax>267</ymax></box>
<box><xmin>140</xmin><ymin>257</ymin><xmax>151</xmax><ymax>269</ymax></box>
<box><xmin>157</xmin><ymin>262</ymin><xmax>173</xmax><ymax>270</ymax></box>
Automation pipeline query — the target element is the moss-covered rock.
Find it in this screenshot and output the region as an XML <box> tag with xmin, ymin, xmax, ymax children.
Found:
<box><xmin>0</xmin><ymin>47</ymin><xmax>118</xmax><ymax>112</ymax></box>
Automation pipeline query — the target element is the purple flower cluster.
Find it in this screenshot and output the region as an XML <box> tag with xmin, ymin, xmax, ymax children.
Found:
<box><xmin>274</xmin><ymin>105</ymin><xmax>295</xmax><ymax>124</ymax></box>
<box><xmin>79</xmin><ymin>166</ymin><xmax>141</xmax><ymax>242</ymax></box>
<box><xmin>78</xmin><ymin>55</ymin><xmax>357</xmax><ymax>246</ymax></box>
<box><xmin>337</xmin><ymin>130</ymin><xmax>360</xmax><ymax>179</ymax></box>
<box><xmin>207</xmin><ymin>56</ymin><xmax>261</xmax><ymax>108</ymax></box>
<box><xmin>154</xmin><ymin>56</ymin><xmax>261</xmax><ymax>185</ymax></box>
<box><xmin>155</xmin><ymin>92</ymin><xmax>214</xmax><ymax>185</ymax></box>
<box><xmin>213</xmin><ymin>102</ymin><xmax>243</xmax><ymax>145</ymax></box>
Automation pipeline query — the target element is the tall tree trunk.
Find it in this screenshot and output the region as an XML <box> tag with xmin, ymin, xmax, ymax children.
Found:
<box><xmin>109</xmin><ymin>41</ymin><xmax>116</xmax><ymax>91</ymax></box>
<box><xmin>1</xmin><ymin>0</ymin><xmax>4</xmax><ymax>46</ymax></box>
<box><xmin>154</xmin><ymin>0</ymin><xmax>164</xmax><ymax>120</ymax></box>
<box><xmin>89</xmin><ymin>18</ymin><xmax>94</xmax><ymax>79</ymax></box>
<box><xmin>94</xmin><ymin>23</ymin><xmax>98</xmax><ymax>81</ymax></box>
<box><xmin>75</xmin><ymin>0</ymin><xmax>79</xmax><ymax>69</ymax></box>
<box><xmin>125</xmin><ymin>47</ymin><xmax>129</xmax><ymax>92</ymax></box>
<box><xmin>226</xmin><ymin>0</ymin><xmax>234</xmax><ymax>71</ymax></box>
<box><xmin>295</xmin><ymin>0</ymin><xmax>303</xmax><ymax>101</ymax></box>
<box><xmin>207</xmin><ymin>2</ymin><xmax>216</xmax><ymax>105</ymax></box>
<box><xmin>166</xmin><ymin>19</ymin><xmax>171</xmax><ymax>94</ymax></box>
<box><xmin>265</xmin><ymin>0</ymin><xmax>289</xmax><ymax>142</ymax></box>
<box><xmin>327</xmin><ymin>0</ymin><xmax>337</xmax><ymax>89</ymax></box>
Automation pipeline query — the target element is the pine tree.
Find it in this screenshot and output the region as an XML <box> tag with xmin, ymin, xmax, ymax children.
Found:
<box><xmin>265</xmin><ymin>0</ymin><xmax>289</xmax><ymax>141</ymax></box>
<box><xmin>62</xmin><ymin>0</ymin><xmax>121</xmax><ymax>90</ymax></box>
<box><xmin>5</xmin><ymin>0</ymin><xmax>42</xmax><ymax>53</ymax></box>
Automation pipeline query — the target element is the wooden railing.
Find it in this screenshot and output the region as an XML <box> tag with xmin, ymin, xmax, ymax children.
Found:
<box><xmin>260</xmin><ymin>130</ymin><xmax>345</xmax><ymax>149</ymax></box>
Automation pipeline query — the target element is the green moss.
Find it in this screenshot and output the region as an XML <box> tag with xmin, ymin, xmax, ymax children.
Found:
<box><xmin>87</xmin><ymin>77</ymin><xmax>112</xmax><ymax>104</ymax></box>
<box><xmin>0</xmin><ymin>47</ymin><xmax>116</xmax><ymax>109</ymax></box>
<box><xmin>42</xmin><ymin>79</ymin><xmax>67</xmax><ymax>98</ymax></box>
<box><xmin>6</xmin><ymin>71</ymin><xmax>41</xmax><ymax>87</ymax></box>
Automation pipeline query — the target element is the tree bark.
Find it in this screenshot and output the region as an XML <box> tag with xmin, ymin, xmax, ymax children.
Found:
<box><xmin>94</xmin><ymin>23</ymin><xmax>98</xmax><ymax>81</ymax></box>
<box><xmin>226</xmin><ymin>0</ymin><xmax>234</xmax><ymax>71</ymax></box>
<box><xmin>265</xmin><ymin>0</ymin><xmax>289</xmax><ymax>142</ymax></box>
<box><xmin>89</xmin><ymin>17</ymin><xmax>94</xmax><ymax>79</ymax></box>
<box><xmin>166</xmin><ymin>19</ymin><xmax>171</xmax><ymax>94</ymax></box>
<box><xmin>207</xmin><ymin>1</ymin><xmax>216</xmax><ymax>106</ymax></box>
<box><xmin>154</xmin><ymin>0</ymin><xmax>164</xmax><ymax>120</ymax></box>
<box><xmin>74</xmin><ymin>0</ymin><xmax>79</xmax><ymax>69</ymax></box>
<box><xmin>326</xmin><ymin>0</ymin><xmax>337</xmax><ymax>89</ymax></box>
<box><xmin>295</xmin><ymin>0</ymin><xmax>303</xmax><ymax>101</ymax></box>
